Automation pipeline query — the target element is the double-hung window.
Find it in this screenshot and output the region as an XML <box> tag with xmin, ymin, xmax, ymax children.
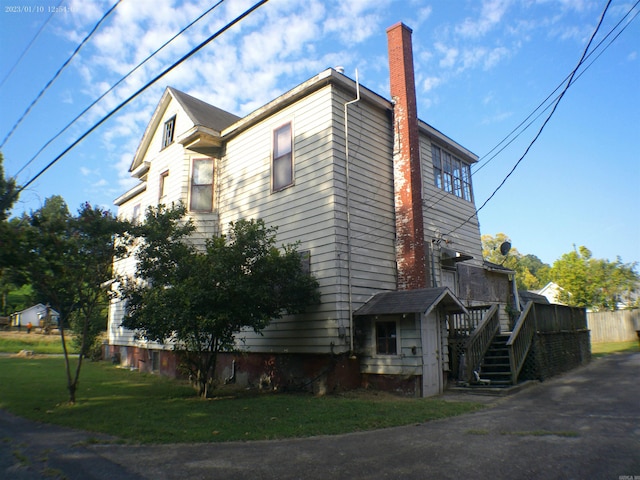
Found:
<box><xmin>272</xmin><ymin>122</ymin><xmax>293</xmax><ymax>191</ymax></box>
<box><xmin>190</xmin><ymin>158</ymin><xmax>213</xmax><ymax>212</ymax></box>
<box><xmin>158</xmin><ymin>170</ymin><xmax>169</xmax><ymax>204</ymax></box>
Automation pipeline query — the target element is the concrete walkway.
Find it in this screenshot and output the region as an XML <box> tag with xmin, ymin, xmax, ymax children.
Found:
<box><xmin>2</xmin><ymin>353</ymin><xmax>639</xmax><ymax>480</ymax></box>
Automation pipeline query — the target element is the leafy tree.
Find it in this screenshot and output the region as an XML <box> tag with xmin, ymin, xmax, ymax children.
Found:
<box><xmin>119</xmin><ymin>204</ymin><xmax>320</xmax><ymax>398</ymax></box>
<box><xmin>0</xmin><ymin>152</ymin><xmax>27</xmax><ymax>313</ymax></box>
<box><xmin>551</xmin><ymin>246</ymin><xmax>639</xmax><ymax>310</ymax></box>
<box><xmin>0</xmin><ymin>152</ymin><xmax>17</xmax><ymax>222</ymax></box>
<box><xmin>481</xmin><ymin>233</ymin><xmax>550</xmax><ymax>290</ymax></box>
<box><xmin>24</xmin><ymin>197</ymin><xmax>131</xmax><ymax>403</ymax></box>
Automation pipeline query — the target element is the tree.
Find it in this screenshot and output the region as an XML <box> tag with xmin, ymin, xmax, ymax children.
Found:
<box><xmin>481</xmin><ymin>233</ymin><xmax>550</xmax><ymax>291</ymax></box>
<box><xmin>24</xmin><ymin>197</ymin><xmax>131</xmax><ymax>403</ymax></box>
<box><xmin>119</xmin><ymin>204</ymin><xmax>320</xmax><ymax>398</ymax></box>
<box><xmin>0</xmin><ymin>152</ymin><xmax>18</xmax><ymax>222</ymax></box>
<box><xmin>0</xmin><ymin>152</ymin><xmax>27</xmax><ymax>313</ymax></box>
<box><xmin>551</xmin><ymin>246</ymin><xmax>639</xmax><ymax>310</ymax></box>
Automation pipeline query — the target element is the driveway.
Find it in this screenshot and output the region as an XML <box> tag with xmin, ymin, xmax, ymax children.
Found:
<box><xmin>2</xmin><ymin>352</ymin><xmax>639</xmax><ymax>480</ymax></box>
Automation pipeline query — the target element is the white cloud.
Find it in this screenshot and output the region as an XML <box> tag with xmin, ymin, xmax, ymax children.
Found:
<box><xmin>435</xmin><ymin>42</ymin><xmax>459</xmax><ymax>69</ymax></box>
<box><xmin>456</xmin><ymin>0</ymin><xmax>511</xmax><ymax>38</ymax></box>
<box><xmin>422</xmin><ymin>76</ymin><xmax>442</xmax><ymax>92</ymax></box>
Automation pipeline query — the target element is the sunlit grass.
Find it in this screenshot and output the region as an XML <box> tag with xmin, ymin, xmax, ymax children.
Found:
<box><xmin>0</xmin><ymin>331</ymin><xmax>77</xmax><ymax>354</ymax></box>
<box><xmin>591</xmin><ymin>340</ymin><xmax>639</xmax><ymax>357</ymax></box>
<box><xmin>0</xmin><ymin>357</ymin><xmax>484</xmax><ymax>444</ymax></box>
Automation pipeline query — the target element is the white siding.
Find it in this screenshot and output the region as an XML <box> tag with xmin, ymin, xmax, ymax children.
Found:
<box><xmin>108</xmin><ymin>95</ymin><xmax>218</xmax><ymax>347</ymax></box>
<box><xmin>420</xmin><ymin>135</ymin><xmax>484</xmax><ymax>291</ymax></box>
<box><xmin>359</xmin><ymin>314</ymin><xmax>422</xmax><ymax>376</ymax></box>
<box><xmin>217</xmin><ymin>84</ymin><xmax>397</xmax><ymax>355</ymax></box>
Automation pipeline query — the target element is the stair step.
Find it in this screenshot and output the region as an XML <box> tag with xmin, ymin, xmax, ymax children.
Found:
<box><xmin>480</xmin><ymin>372</ymin><xmax>511</xmax><ymax>379</ymax></box>
<box><xmin>481</xmin><ymin>364</ymin><xmax>511</xmax><ymax>371</ymax></box>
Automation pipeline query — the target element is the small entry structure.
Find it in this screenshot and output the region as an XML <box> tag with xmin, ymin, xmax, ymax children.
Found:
<box><xmin>354</xmin><ymin>287</ymin><xmax>468</xmax><ymax>397</ymax></box>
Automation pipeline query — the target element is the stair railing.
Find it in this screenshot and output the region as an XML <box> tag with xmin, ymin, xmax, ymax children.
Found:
<box><xmin>464</xmin><ymin>304</ymin><xmax>499</xmax><ymax>383</ymax></box>
<box><xmin>506</xmin><ymin>300</ymin><xmax>536</xmax><ymax>385</ymax></box>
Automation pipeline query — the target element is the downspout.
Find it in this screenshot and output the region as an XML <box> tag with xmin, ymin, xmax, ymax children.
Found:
<box><xmin>344</xmin><ymin>69</ymin><xmax>360</xmax><ymax>357</ymax></box>
<box><xmin>511</xmin><ymin>273</ymin><xmax>521</xmax><ymax>313</ymax></box>
<box><xmin>430</xmin><ymin>239</ymin><xmax>439</xmax><ymax>288</ymax></box>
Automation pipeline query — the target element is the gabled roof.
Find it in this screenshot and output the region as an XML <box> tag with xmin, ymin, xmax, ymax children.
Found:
<box><xmin>129</xmin><ymin>87</ymin><xmax>239</xmax><ymax>173</ymax></box>
<box><xmin>353</xmin><ymin>287</ymin><xmax>468</xmax><ymax>317</ymax></box>
<box><xmin>168</xmin><ymin>87</ymin><xmax>240</xmax><ymax>131</ymax></box>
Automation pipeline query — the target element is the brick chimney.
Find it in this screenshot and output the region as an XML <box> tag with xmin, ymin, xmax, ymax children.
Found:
<box><xmin>386</xmin><ymin>22</ymin><xmax>428</xmax><ymax>290</ymax></box>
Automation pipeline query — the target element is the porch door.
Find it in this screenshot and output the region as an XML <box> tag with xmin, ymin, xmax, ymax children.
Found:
<box><xmin>421</xmin><ymin>312</ymin><xmax>442</xmax><ymax>397</ymax></box>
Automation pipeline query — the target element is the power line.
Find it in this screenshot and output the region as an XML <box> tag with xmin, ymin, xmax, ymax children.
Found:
<box><xmin>443</xmin><ymin>0</ymin><xmax>614</xmax><ymax>238</ymax></box>
<box><xmin>424</xmin><ymin>0</ymin><xmax>639</xmax><ymax>214</ymax></box>
<box><xmin>13</xmin><ymin>0</ymin><xmax>227</xmax><ymax>179</ymax></box>
<box><xmin>0</xmin><ymin>0</ymin><xmax>63</xmax><ymax>90</ymax></box>
<box><xmin>339</xmin><ymin>0</ymin><xmax>636</xmax><ymax>255</ymax></box>
<box><xmin>16</xmin><ymin>0</ymin><xmax>270</xmax><ymax>195</ymax></box>
<box><xmin>473</xmin><ymin>0</ymin><xmax>640</xmax><ymax>176</ymax></box>
<box><xmin>1</xmin><ymin>1</ymin><xmax>122</xmax><ymax>149</ymax></box>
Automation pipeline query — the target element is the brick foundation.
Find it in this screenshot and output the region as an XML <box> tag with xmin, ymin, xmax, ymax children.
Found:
<box><xmin>103</xmin><ymin>344</ymin><xmax>362</xmax><ymax>395</ymax></box>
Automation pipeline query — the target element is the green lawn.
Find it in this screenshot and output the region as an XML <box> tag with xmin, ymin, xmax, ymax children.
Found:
<box><xmin>0</xmin><ymin>331</ymin><xmax>76</xmax><ymax>354</ymax></box>
<box><xmin>591</xmin><ymin>340</ymin><xmax>639</xmax><ymax>357</ymax></box>
<box><xmin>0</xmin><ymin>357</ymin><xmax>484</xmax><ymax>443</ymax></box>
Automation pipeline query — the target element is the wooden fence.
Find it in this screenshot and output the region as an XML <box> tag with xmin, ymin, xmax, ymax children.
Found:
<box><xmin>587</xmin><ymin>310</ymin><xmax>639</xmax><ymax>343</ymax></box>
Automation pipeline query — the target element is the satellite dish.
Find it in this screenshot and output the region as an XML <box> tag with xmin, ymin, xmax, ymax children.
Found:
<box><xmin>499</xmin><ymin>241</ymin><xmax>511</xmax><ymax>256</ymax></box>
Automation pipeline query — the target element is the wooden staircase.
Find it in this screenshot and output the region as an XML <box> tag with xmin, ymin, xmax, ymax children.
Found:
<box><xmin>478</xmin><ymin>333</ymin><xmax>513</xmax><ymax>387</ymax></box>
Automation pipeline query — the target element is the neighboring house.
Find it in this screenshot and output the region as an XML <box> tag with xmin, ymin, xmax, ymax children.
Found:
<box><xmin>11</xmin><ymin>303</ymin><xmax>60</xmax><ymax>329</ymax></box>
<box><xmin>537</xmin><ymin>282</ymin><xmax>567</xmax><ymax>305</ymax></box>
<box><xmin>107</xmin><ymin>23</ymin><xmax>516</xmax><ymax>396</ymax></box>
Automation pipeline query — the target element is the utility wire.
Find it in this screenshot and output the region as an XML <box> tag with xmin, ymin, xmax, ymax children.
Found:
<box><xmin>1</xmin><ymin>1</ymin><xmax>122</xmax><ymax>149</ymax></box>
<box><xmin>443</xmin><ymin>0</ymin><xmax>613</xmax><ymax>238</ymax></box>
<box><xmin>13</xmin><ymin>0</ymin><xmax>227</xmax><ymax>179</ymax></box>
<box><xmin>0</xmin><ymin>0</ymin><xmax>64</xmax><ymax>90</ymax></box>
<box><xmin>341</xmin><ymin>0</ymin><xmax>635</xmax><ymax>254</ymax></box>
<box><xmin>473</xmin><ymin>0</ymin><xmax>640</xmax><ymax>176</ymax></box>
<box><xmin>16</xmin><ymin>0</ymin><xmax>269</xmax><ymax>195</ymax></box>
<box><xmin>425</xmin><ymin>0</ymin><xmax>639</xmax><ymax>214</ymax></box>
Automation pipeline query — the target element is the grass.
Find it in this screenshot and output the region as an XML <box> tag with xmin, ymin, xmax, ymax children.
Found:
<box><xmin>591</xmin><ymin>340</ymin><xmax>639</xmax><ymax>357</ymax></box>
<box><xmin>0</xmin><ymin>330</ymin><xmax>78</xmax><ymax>355</ymax></box>
<box><xmin>0</xmin><ymin>357</ymin><xmax>484</xmax><ymax>444</ymax></box>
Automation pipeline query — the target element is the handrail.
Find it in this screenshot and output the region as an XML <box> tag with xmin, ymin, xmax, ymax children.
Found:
<box><xmin>464</xmin><ymin>304</ymin><xmax>500</xmax><ymax>383</ymax></box>
<box><xmin>506</xmin><ymin>300</ymin><xmax>536</xmax><ymax>385</ymax></box>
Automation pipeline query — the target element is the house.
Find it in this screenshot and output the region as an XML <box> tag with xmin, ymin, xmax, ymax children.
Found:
<box><xmin>106</xmin><ymin>23</ymin><xmax>518</xmax><ymax>396</ymax></box>
<box><xmin>10</xmin><ymin>303</ymin><xmax>60</xmax><ymax>330</ymax></box>
<box><xmin>536</xmin><ymin>281</ymin><xmax>567</xmax><ymax>305</ymax></box>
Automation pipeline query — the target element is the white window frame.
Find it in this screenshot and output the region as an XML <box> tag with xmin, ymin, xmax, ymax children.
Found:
<box><xmin>189</xmin><ymin>158</ymin><xmax>214</xmax><ymax>212</ymax></box>
<box><xmin>432</xmin><ymin>144</ymin><xmax>473</xmax><ymax>202</ymax></box>
<box><xmin>162</xmin><ymin>116</ymin><xmax>176</xmax><ymax>149</ymax></box>
<box><xmin>272</xmin><ymin>121</ymin><xmax>294</xmax><ymax>192</ymax></box>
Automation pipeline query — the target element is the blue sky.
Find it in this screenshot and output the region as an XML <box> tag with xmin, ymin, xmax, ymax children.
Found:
<box><xmin>1</xmin><ymin>0</ymin><xmax>638</xmax><ymax>267</ymax></box>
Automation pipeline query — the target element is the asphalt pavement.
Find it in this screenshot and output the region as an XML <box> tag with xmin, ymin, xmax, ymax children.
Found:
<box><xmin>2</xmin><ymin>352</ymin><xmax>639</xmax><ymax>480</ymax></box>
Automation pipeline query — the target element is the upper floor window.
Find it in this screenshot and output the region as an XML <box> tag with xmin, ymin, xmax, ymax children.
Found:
<box><xmin>272</xmin><ymin>122</ymin><xmax>293</xmax><ymax>191</ymax></box>
<box><xmin>190</xmin><ymin>158</ymin><xmax>213</xmax><ymax>212</ymax></box>
<box><xmin>162</xmin><ymin>116</ymin><xmax>176</xmax><ymax>148</ymax></box>
<box><xmin>158</xmin><ymin>170</ymin><xmax>169</xmax><ymax>203</ymax></box>
<box><xmin>132</xmin><ymin>204</ymin><xmax>141</xmax><ymax>224</ymax></box>
<box><xmin>375</xmin><ymin>321</ymin><xmax>397</xmax><ymax>355</ymax></box>
<box><xmin>432</xmin><ymin>145</ymin><xmax>473</xmax><ymax>202</ymax></box>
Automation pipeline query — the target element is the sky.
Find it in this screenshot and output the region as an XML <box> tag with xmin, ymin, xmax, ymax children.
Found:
<box><xmin>1</xmin><ymin>0</ymin><xmax>639</xmax><ymax>267</ymax></box>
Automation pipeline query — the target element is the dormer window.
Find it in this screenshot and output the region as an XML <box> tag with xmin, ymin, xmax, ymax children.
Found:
<box><xmin>162</xmin><ymin>116</ymin><xmax>176</xmax><ymax>148</ymax></box>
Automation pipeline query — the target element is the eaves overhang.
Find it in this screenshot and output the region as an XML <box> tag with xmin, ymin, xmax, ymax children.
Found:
<box><xmin>114</xmin><ymin>182</ymin><xmax>146</xmax><ymax>206</ymax></box>
<box><xmin>221</xmin><ymin>68</ymin><xmax>391</xmax><ymax>140</ymax></box>
<box><xmin>353</xmin><ymin>287</ymin><xmax>468</xmax><ymax>317</ymax></box>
